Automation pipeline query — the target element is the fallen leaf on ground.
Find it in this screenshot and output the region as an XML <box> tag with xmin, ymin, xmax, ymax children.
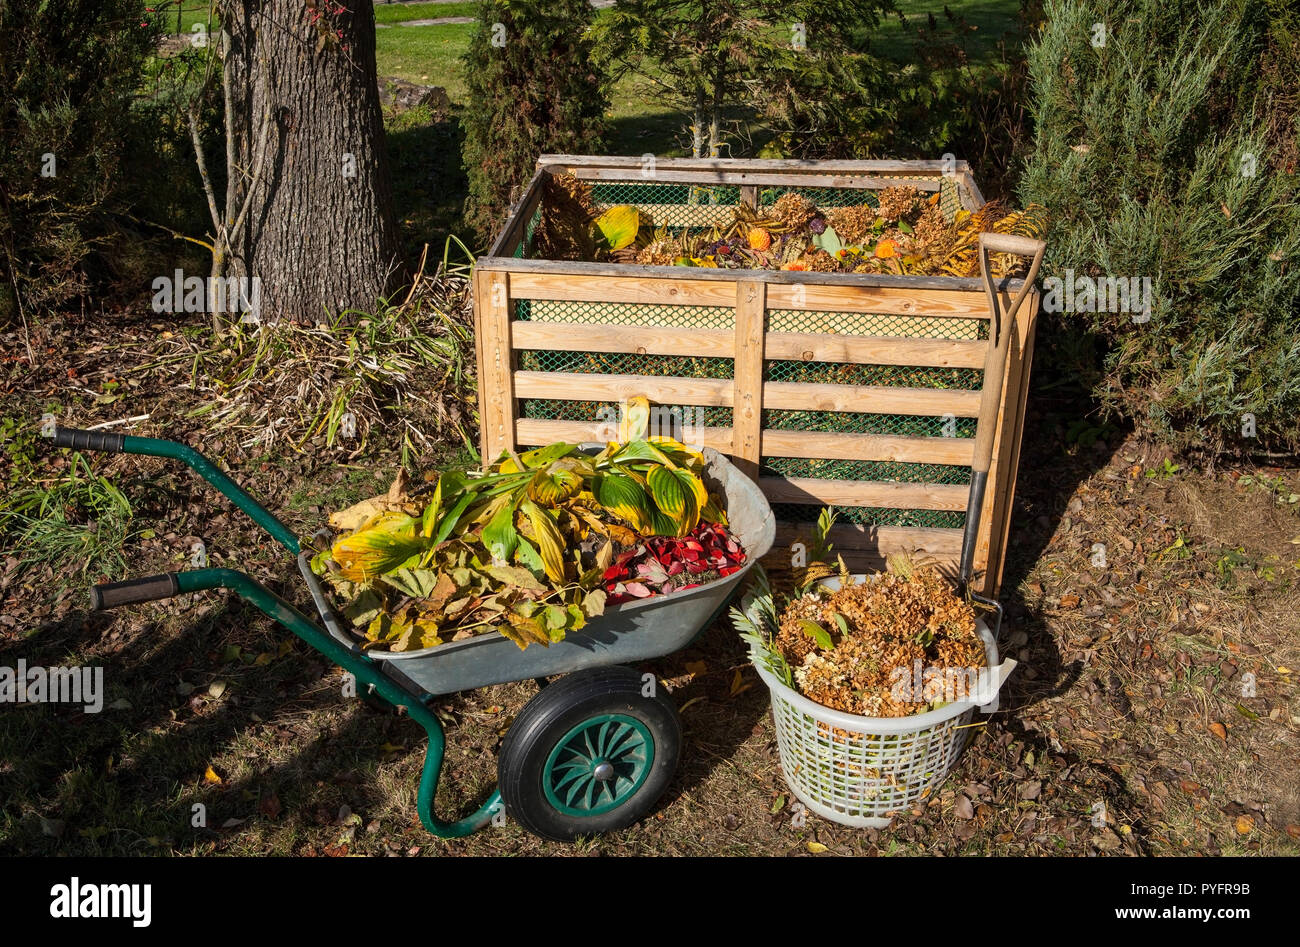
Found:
<box><xmin>1208</xmin><ymin>722</ymin><xmax>1227</xmax><ymax>742</ymax></box>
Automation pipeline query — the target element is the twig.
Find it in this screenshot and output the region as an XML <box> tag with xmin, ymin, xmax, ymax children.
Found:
<box><xmin>86</xmin><ymin>415</ymin><xmax>152</xmax><ymax>431</ymax></box>
<box><xmin>401</xmin><ymin>244</ymin><xmax>430</xmax><ymax>307</ymax></box>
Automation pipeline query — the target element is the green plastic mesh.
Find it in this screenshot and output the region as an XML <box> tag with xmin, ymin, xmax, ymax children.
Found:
<box><xmin>518</xmin><ymin>399</ymin><xmax>733</xmax><ymax>429</ymax></box>
<box><xmin>771</xmin><ymin>502</ymin><xmax>966</xmax><ymax>530</ymax></box>
<box><xmin>519</xmin><ymin>350</ymin><xmax>734</xmax><ymax>379</ymax></box>
<box><xmin>766</xmin><ymin>309</ymin><xmax>987</xmax><ymax>341</ymax></box>
<box><xmin>515</xmin><ymin>298</ymin><xmax>734</xmax><ymax>329</ymax></box>
<box><xmin>762</xmin><ymin>409</ymin><xmax>975</xmax><ymax>439</ymax></box>
<box><xmin>764</xmin><ymin>359</ymin><xmax>981</xmax><ymax>389</ymax></box>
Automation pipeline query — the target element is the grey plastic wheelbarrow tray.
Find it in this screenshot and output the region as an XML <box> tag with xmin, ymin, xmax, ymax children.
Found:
<box><xmin>368</xmin><ymin>447</ymin><xmax>777</xmax><ymax>696</ymax></box>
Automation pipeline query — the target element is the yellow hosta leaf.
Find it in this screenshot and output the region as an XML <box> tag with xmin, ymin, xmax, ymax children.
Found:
<box><xmin>330</xmin><ymin>513</ymin><xmax>425</xmax><ymax>582</ymax></box>
<box><xmin>619</xmin><ymin>396</ymin><xmax>650</xmax><ymax>442</ymax></box>
<box><xmin>595</xmin><ymin>473</ymin><xmax>653</xmax><ymax>533</ymax></box>
<box><xmin>594</xmin><ymin>205</ymin><xmax>640</xmax><ymax>251</ymax></box>
<box><xmin>520</xmin><ymin>499</ymin><xmax>567</xmax><ymax>584</ymax></box>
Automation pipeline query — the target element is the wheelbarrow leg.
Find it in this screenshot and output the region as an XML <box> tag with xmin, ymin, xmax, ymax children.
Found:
<box><xmin>91</xmin><ymin>568</ymin><xmax>502</xmax><ymax>839</ymax></box>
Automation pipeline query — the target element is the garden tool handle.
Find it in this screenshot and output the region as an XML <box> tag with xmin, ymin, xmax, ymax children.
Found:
<box><xmin>52</xmin><ymin>426</ymin><xmax>126</xmax><ymax>453</ymax></box>
<box><xmin>971</xmin><ymin>233</ymin><xmax>1047</xmax><ymax>475</ymax></box>
<box><xmin>959</xmin><ymin>233</ymin><xmax>1046</xmax><ymax>590</ymax></box>
<box><xmin>91</xmin><ymin>573</ymin><xmax>181</xmax><ymax>610</ymax></box>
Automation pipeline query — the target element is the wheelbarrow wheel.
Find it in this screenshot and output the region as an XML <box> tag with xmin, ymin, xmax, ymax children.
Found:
<box><xmin>498</xmin><ymin>665</ymin><xmax>680</xmax><ymax>842</ymax></box>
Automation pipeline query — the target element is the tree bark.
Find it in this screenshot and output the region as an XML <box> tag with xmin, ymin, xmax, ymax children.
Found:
<box><xmin>221</xmin><ymin>0</ymin><xmax>398</xmax><ymax>323</ymax></box>
<box><xmin>692</xmin><ymin>85</ymin><xmax>706</xmax><ymax>159</ymax></box>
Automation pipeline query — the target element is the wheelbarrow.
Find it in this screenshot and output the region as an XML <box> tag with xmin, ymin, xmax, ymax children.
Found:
<box><xmin>47</xmin><ymin>429</ymin><xmax>776</xmax><ymax>842</ymax></box>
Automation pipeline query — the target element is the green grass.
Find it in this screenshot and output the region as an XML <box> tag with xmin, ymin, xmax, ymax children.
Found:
<box><xmin>374</xmin><ymin>22</ymin><xmax>474</xmax><ymax>100</ymax></box>
<box><xmin>1</xmin><ymin>452</ymin><xmax>137</xmax><ymax>584</ymax></box>
<box><xmin>163</xmin><ymin>1</ymin><xmax>481</xmax><ymax>35</ymax></box>
<box><xmin>867</xmin><ymin>0</ymin><xmax>1023</xmax><ymax>64</ymax></box>
<box><xmin>374</xmin><ymin>2</ymin><xmax>480</xmax><ymax>25</ymax></box>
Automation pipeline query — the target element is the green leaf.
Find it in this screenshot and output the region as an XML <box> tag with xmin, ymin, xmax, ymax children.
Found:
<box><xmin>518</xmin><ymin>442</ymin><xmax>576</xmax><ymax>470</ymax></box>
<box><xmin>646</xmin><ymin>464</ymin><xmax>687</xmax><ymax>520</ymax></box>
<box><xmin>482</xmin><ymin>497</ymin><xmax>519</xmax><ymax>563</ymax></box>
<box><xmin>432</xmin><ymin>490</ymin><xmax>477</xmax><ymax>545</ymax></box>
<box><xmin>799</xmin><ymin>620</ymin><xmax>833</xmax><ymax>650</ymax></box>
<box><xmin>380</xmin><ymin>568</ymin><xmax>439</xmax><ymax>599</ymax></box>
<box><xmin>812</xmin><ymin>225</ymin><xmax>842</xmax><ymax>256</ymax></box>
<box><xmin>515</xmin><ymin>536</ymin><xmax>545</xmax><ymax>575</ymax></box>
<box><xmin>832</xmin><ymin>612</ymin><xmax>849</xmax><ymax>634</ymax></box>
<box><xmin>420</xmin><ymin>477</ymin><xmax>444</xmax><ymax>538</ymax></box>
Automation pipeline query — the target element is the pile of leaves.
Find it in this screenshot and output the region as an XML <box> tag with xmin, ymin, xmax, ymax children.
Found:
<box><xmin>313</xmin><ymin>403</ymin><xmax>746</xmax><ymax>651</ymax></box>
<box><xmin>538</xmin><ymin>174</ymin><xmax>1047</xmax><ymax>278</ymax></box>
<box><xmin>735</xmin><ymin>549</ymin><xmax>986</xmax><ymax>718</ymax></box>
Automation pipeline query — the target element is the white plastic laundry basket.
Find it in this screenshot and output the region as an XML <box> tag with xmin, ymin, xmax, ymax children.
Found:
<box><xmin>751</xmin><ymin>576</ymin><xmax>1010</xmax><ymax>828</ymax></box>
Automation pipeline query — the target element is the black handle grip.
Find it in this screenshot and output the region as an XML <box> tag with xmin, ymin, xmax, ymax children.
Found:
<box><xmin>53</xmin><ymin>426</ymin><xmax>125</xmax><ymax>453</ymax></box>
<box><xmin>91</xmin><ymin>573</ymin><xmax>181</xmax><ymax>610</ymax></box>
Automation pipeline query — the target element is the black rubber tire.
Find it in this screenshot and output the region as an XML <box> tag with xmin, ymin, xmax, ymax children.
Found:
<box><xmin>498</xmin><ymin>666</ymin><xmax>680</xmax><ymax>842</ymax></box>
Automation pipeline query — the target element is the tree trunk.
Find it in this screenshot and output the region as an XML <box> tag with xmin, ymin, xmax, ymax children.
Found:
<box><xmin>708</xmin><ymin>58</ymin><xmax>724</xmax><ymax>159</ymax></box>
<box><xmin>691</xmin><ymin>85</ymin><xmax>706</xmax><ymax>159</ymax></box>
<box><xmin>221</xmin><ymin>0</ymin><xmax>398</xmax><ymax>323</ymax></box>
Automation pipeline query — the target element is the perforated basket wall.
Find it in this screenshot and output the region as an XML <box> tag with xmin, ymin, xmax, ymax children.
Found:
<box><xmin>475</xmin><ymin>157</ymin><xmax>1038</xmax><ymax>594</ymax></box>
<box><xmin>758</xmin><ymin>661</ymin><xmax>979</xmax><ymax>827</ymax></box>
<box><xmin>750</xmin><ymin>615</ymin><xmax>998</xmax><ymax>828</ymax></box>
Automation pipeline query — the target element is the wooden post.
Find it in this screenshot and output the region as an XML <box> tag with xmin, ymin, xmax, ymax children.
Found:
<box><xmin>475</xmin><ymin>268</ymin><xmax>516</xmax><ymax>464</ymax></box>
<box><xmin>739</xmin><ymin>185</ymin><xmax>758</xmax><ymax>211</ymax></box>
<box><xmin>733</xmin><ymin>280</ymin><xmax>766</xmax><ymax>479</ymax></box>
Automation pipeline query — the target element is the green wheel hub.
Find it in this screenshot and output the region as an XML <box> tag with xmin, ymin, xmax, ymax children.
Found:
<box><xmin>542</xmin><ymin>713</ymin><xmax>655</xmax><ymax>817</ymax></box>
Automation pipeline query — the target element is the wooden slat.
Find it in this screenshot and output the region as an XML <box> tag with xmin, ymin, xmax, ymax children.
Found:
<box><xmin>760</xmin><ymin>477</ymin><xmax>969</xmax><ymax>511</ymax></box>
<box><xmin>508</xmin><ymin>271</ymin><xmax>738</xmax><ymax>307</ymax></box>
<box><xmin>476</xmin><ymin>269</ymin><xmax>516</xmax><ymax>462</ymax></box>
<box><xmin>766</xmin><ymin>283</ymin><xmax>990</xmax><ymax>317</ymax></box>
<box><xmin>510</xmin><ymin>321</ymin><xmax>734</xmax><ymax>358</ymax></box>
<box><xmin>959</xmin><ymin>170</ymin><xmax>986</xmax><ymax>211</ymax></box>
<box><xmin>516</xmin><ymin>418</ymin><xmax>735</xmax><ymax>452</ymax></box>
<box><xmin>764</xmin><ymin>332</ymin><xmax>985</xmax><ymax>368</ymax></box>
<box><xmin>539</xmin><ymin>154</ymin><xmax>973</xmax><ymax>174</ymax></box>
<box><xmin>760</xmin><ymin>429</ymin><xmax>974</xmax><ymax>465</ymax></box>
<box><xmin>763</xmin><ymin>381</ymin><xmax>980</xmax><ymax>417</ymax></box>
<box><xmin>568</xmin><ymin>167</ymin><xmax>943</xmax><ymax>190</ymax></box>
<box><xmin>488</xmin><ymin>167</ymin><xmax>547</xmax><ymax>259</ymax></box>
<box><xmin>514</xmin><ymin>371</ymin><xmax>734</xmax><ymax>406</ymax></box>
<box><xmin>773</xmin><ymin>523</ymin><xmax>963</xmax><ymax>558</ymax></box>
<box><xmin>490</xmin><ymin>256</ymin><xmax>1025</xmax><ymax>297</ymax></box>
<box><xmin>732</xmin><ymin>280</ymin><xmax>766</xmax><ymax>479</ymax></box>
<box><xmin>508</xmin><ymin>270</ymin><xmax>992</xmax><ymax>317</ymax></box>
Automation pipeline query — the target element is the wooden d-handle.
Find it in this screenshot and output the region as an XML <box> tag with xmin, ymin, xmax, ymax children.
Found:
<box><xmin>972</xmin><ymin>232</ymin><xmax>1047</xmax><ymax>475</ymax></box>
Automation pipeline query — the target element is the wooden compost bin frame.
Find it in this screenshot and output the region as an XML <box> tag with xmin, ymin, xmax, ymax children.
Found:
<box><xmin>472</xmin><ymin>155</ymin><xmax>1039</xmax><ymax>597</ymax></box>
